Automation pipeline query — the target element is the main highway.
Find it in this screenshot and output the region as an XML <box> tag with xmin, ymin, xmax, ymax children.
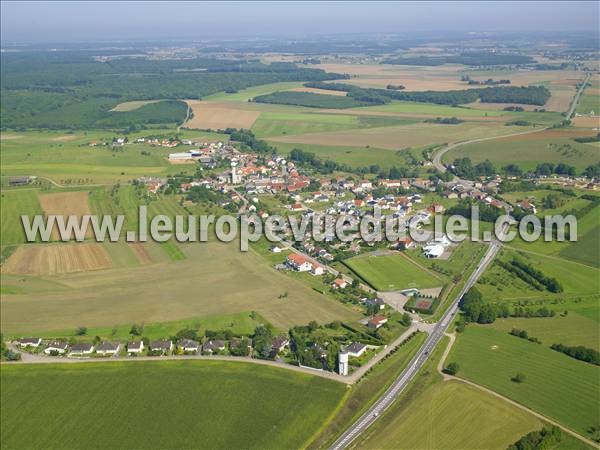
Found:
<box><xmin>330</xmin><ymin>224</ymin><xmax>507</xmax><ymax>449</ymax></box>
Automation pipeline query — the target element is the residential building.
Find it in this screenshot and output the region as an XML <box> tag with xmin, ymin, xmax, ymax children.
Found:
<box><xmin>96</xmin><ymin>342</ymin><xmax>121</xmax><ymax>356</ymax></box>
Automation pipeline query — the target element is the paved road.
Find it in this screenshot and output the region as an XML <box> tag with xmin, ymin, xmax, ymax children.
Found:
<box><xmin>567</xmin><ymin>72</ymin><xmax>591</xmax><ymax>120</ymax></box>
<box><xmin>329</xmin><ymin>225</ymin><xmax>506</xmax><ymax>449</ymax></box>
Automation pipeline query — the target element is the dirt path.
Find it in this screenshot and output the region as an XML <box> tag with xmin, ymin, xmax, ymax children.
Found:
<box><xmin>436</xmin><ymin>334</ymin><xmax>599</xmax><ymax>448</ymax></box>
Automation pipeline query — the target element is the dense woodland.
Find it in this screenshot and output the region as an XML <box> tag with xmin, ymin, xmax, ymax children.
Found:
<box><xmin>0</xmin><ymin>53</ymin><xmax>346</xmax><ymax>129</ymax></box>
<box><xmin>303</xmin><ymin>81</ymin><xmax>551</xmax><ymax>106</ymax></box>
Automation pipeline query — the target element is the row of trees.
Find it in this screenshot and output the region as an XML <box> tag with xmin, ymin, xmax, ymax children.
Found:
<box><xmin>497</xmin><ymin>258</ymin><xmax>563</xmax><ymax>293</ymax></box>
<box><xmin>550</xmin><ymin>343</ymin><xmax>599</xmax><ymax>366</ymax></box>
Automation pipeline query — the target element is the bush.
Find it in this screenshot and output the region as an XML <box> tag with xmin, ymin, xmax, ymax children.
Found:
<box><xmin>511</xmin><ymin>372</ymin><xmax>526</xmax><ymax>383</ymax></box>
<box><xmin>443</xmin><ymin>362</ymin><xmax>460</xmax><ymax>375</ymax></box>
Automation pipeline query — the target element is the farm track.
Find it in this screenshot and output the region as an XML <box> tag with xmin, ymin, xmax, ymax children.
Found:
<box><xmin>436</xmin><ymin>334</ymin><xmax>600</xmax><ymax>448</ymax></box>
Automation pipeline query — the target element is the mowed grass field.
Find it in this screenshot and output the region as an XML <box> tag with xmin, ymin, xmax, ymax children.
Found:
<box><xmin>0</xmin><ymin>189</ymin><xmax>42</xmax><ymax>245</ymax></box>
<box><xmin>449</xmin><ymin>324</ymin><xmax>600</xmax><ymax>437</ymax></box>
<box><xmin>444</xmin><ymin>129</ymin><xmax>600</xmax><ymax>171</ymax></box>
<box><xmin>0</xmin><ymin>361</ymin><xmax>345</xmax><ymax>450</ymax></box>
<box><xmin>345</xmin><ymin>253</ymin><xmax>442</xmax><ymax>291</ymax></box>
<box><xmin>271</xmin><ymin>141</ymin><xmax>411</xmax><ymax>169</ymax></box>
<box><xmin>269</xmin><ymin>121</ymin><xmax>530</xmax><ymax>150</ymax></box>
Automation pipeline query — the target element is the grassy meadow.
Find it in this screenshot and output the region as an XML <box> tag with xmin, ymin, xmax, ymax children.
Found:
<box><xmin>444</xmin><ymin>129</ymin><xmax>599</xmax><ymax>171</ymax></box>
<box><xmin>0</xmin><ymin>360</ymin><xmax>345</xmax><ymax>450</ymax></box>
<box><xmin>449</xmin><ymin>324</ymin><xmax>600</xmax><ymax>438</ymax></box>
<box><xmin>353</xmin><ymin>337</ymin><xmax>549</xmax><ymax>450</ymax></box>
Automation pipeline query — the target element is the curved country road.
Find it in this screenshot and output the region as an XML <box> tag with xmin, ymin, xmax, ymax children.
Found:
<box><xmin>432</xmin><ymin>127</ymin><xmax>550</xmax><ymax>174</ymax></box>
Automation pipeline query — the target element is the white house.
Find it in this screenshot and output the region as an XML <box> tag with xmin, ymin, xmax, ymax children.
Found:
<box><xmin>311</xmin><ymin>263</ymin><xmax>325</xmax><ymax>276</ymax></box>
<box><xmin>287</xmin><ymin>254</ymin><xmax>313</xmax><ymax>272</ymax></box>
<box><xmin>177</xmin><ymin>339</ymin><xmax>200</xmax><ymax>353</ymax></box>
<box><xmin>344</xmin><ymin>342</ymin><xmax>368</xmax><ymax>358</ymax></box>
<box><xmin>127</xmin><ymin>341</ymin><xmax>144</xmax><ymax>354</ymax></box>
<box><xmin>17</xmin><ymin>337</ymin><xmax>42</xmax><ymax>348</ymax></box>
<box><xmin>69</xmin><ymin>343</ymin><xmax>95</xmax><ymax>356</ymax></box>
<box><xmin>150</xmin><ymin>340</ymin><xmax>173</xmax><ymax>353</ymax></box>
<box><xmin>44</xmin><ymin>341</ymin><xmax>68</xmax><ymax>355</ymax></box>
<box><xmin>96</xmin><ymin>342</ymin><xmax>121</xmax><ymax>356</ymax></box>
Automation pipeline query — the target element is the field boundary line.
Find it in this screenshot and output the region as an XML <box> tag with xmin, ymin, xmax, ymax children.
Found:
<box><xmin>438</xmin><ymin>337</ymin><xmax>599</xmax><ymax>448</ymax></box>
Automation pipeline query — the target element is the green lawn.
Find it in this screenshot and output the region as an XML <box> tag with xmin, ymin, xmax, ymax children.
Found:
<box><xmin>0</xmin><ymin>360</ymin><xmax>345</xmax><ymax>450</ymax></box>
<box><xmin>0</xmin><ymin>189</ymin><xmax>43</xmax><ymax>245</ymax></box>
<box><xmin>449</xmin><ymin>324</ymin><xmax>600</xmax><ymax>437</ymax></box>
<box><xmin>345</xmin><ymin>253</ymin><xmax>443</xmax><ymax>291</ymax></box>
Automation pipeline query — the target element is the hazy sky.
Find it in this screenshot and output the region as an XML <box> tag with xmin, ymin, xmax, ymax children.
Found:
<box><xmin>1</xmin><ymin>1</ymin><xmax>598</xmax><ymax>42</ymax></box>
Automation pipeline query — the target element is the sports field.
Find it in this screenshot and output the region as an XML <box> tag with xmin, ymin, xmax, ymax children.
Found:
<box><xmin>345</xmin><ymin>253</ymin><xmax>442</xmax><ymax>291</ymax></box>
<box><xmin>0</xmin><ymin>360</ymin><xmax>345</xmax><ymax>450</ymax></box>
<box><xmin>449</xmin><ymin>324</ymin><xmax>600</xmax><ymax>437</ymax></box>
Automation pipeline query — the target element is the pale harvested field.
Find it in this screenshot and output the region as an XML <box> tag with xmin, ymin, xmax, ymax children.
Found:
<box><xmin>270</xmin><ymin>122</ymin><xmax>523</xmax><ymax>150</ymax></box>
<box><xmin>184</xmin><ymin>100</ymin><xmax>260</xmax><ymax>130</ymax></box>
<box><xmin>129</xmin><ymin>242</ymin><xmax>153</xmax><ymax>265</ymax></box>
<box><xmin>110</xmin><ymin>100</ymin><xmax>161</xmax><ymax>112</ymax></box>
<box><xmin>287</xmin><ymin>87</ymin><xmax>347</xmax><ymax>96</ymax></box>
<box><xmin>546</xmin><ymin>84</ymin><xmax>576</xmax><ymax>112</ymax></box>
<box><xmin>38</xmin><ymin>191</ymin><xmax>93</xmax><ymax>240</ymax></box>
<box><xmin>572</xmin><ymin>116</ymin><xmax>600</xmax><ymax>128</ymax></box>
<box><xmin>50</xmin><ymin>135</ymin><xmax>78</xmax><ymax>142</ymax></box>
<box><xmin>0</xmin><ymin>241</ymin><xmax>360</xmax><ymax>334</ymax></box>
<box><xmin>2</xmin><ymin>243</ymin><xmax>112</xmax><ymax>276</ymax></box>
<box><xmin>0</xmin><ymin>134</ymin><xmax>24</xmax><ymax>141</ymax></box>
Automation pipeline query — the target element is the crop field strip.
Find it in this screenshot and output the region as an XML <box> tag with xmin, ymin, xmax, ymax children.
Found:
<box><xmin>0</xmin><ymin>361</ymin><xmax>346</xmax><ymax>450</ymax></box>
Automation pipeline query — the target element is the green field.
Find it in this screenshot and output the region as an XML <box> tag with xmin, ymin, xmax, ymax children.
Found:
<box><xmin>270</xmin><ymin>141</ymin><xmax>411</xmax><ymax>169</ymax></box>
<box><xmin>203</xmin><ymin>82</ymin><xmax>305</xmax><ymax>102</ymax></box>
<box><xmin>355</xmin><ymin>101</ymin><xmax>505</xmax><ymax>117</ymax></box>
<box><xmin>576</xmin><ymin>89</ymin><xmax>600</xmax><ymax>115</ymax></box>
<box><xmin>345</xmin><ymin>253</ymin><xmax>443</xmax><ymax>291</ymax></box>
<box><xmin>449</xmin><ymin>324</ymin><xmax>600</xmax><ymax>437</ymax></box>
<box><xmin>444</xmin><ymin>130</ymin><xmax>599</xmax><ymax>171</ymax></box>
<box><xmin>0</xmin><ymin>129</ymin><xmax>228</xmax><ymax>184</ymax></box>
<box><xmin>353</xmin><ymin>336</ymin><xmax>553</xmax><ymax>450</ymax></box>
<box><xmin>0</xmin><ymin>189</ymin><xmax>43</xmax><ymax>245</ymax></box>
<box><xmin>477</xmin><ymin>247</ymin><xmax>600</xmax><ymax>302</ymax></box>
<box><xmin>0</xmin><ymin>360</ymin><xmax>345</xmax><ymax>450</ymax></box>
<box><xmin>253</xmin><ymin>111</ymin><xmax>417</xmax><ymax>138</ymax></box>
<box><xmin>487</xmin><ymin>314</ymin><xmax>599</xmax><ymax>350</ymax></box>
